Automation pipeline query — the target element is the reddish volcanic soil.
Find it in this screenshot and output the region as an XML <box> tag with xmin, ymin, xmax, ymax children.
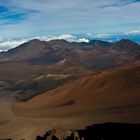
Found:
<box><xmin>14</xmin><ymin>65</ymin><xmax>140</xmax><ymax>122</ymax></box>
<box><xmin>0</xmin><ymin>65</ymin><xmax>140</xmax><ymax>140</ymax></box>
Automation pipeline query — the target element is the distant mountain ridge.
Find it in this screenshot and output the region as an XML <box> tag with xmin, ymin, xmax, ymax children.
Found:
<box><xmin>0</xmin><ymin>39</ymin><xmax>139</xmax><ymax>62</ymax></box>
<box><xmin>0</xmin><ymin>38</ymin><xmax>139</xmax><ymax>83</ymax></box>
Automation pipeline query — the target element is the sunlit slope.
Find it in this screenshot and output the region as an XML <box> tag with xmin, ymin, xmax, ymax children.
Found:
<box><xmin>14</xmin><ymin>65</ymin><xmax>140</xmax><ymax>122</ymax></box>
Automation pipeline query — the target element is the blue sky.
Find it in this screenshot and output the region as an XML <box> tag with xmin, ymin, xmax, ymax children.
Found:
<box><xmin>0</xmin><ymin>0</ymin><xmax>140</xmax><ymax>51</ymax></box>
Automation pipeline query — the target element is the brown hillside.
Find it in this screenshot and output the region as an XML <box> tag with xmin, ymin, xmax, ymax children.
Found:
<box><xmin>14</xmin><ymin>65</ymin><xmax>140</xmax><ymax>123</ymax></box>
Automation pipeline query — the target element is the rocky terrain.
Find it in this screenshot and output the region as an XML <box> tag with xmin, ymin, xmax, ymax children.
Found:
<box><xmin>0</xmin><ymin>39</ymin><xmax>140</xmax><ymax>140</ymax></box>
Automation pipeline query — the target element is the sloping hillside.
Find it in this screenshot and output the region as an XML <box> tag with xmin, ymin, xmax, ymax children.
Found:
<box><xmin>14</xmin><ymin>65</ymin><xmax>140</xmax><ymax>122</ymax></box>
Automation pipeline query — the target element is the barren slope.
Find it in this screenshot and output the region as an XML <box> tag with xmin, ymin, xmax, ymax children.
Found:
<box><xmin>14</xmin><ymin>65</ymin><xmax>140</xmax><ymax>122</ymax></box>
<box><xmin>0</xmin><ymin>65</ymin><xmax>140</xmax><ymax>140</ymax></box>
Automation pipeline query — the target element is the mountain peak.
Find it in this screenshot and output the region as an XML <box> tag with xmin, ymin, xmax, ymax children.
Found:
<box><xmin>29</xmin><ymin>39</ymin><xmax>41</xmax><ymax>42</ymax></box>
<box><xmin>27</xmin><ymin>39</ymin><xmax>43</xmax><ymax>44</ymax></box>
<box><xmin>48</xmin><ymin>39</ymin><xmax>69</xmax><ymax>44</ymax></box>
<box><xmin>112</xmin><ymin>39</ymin><xmax>140</xmax><ymax>53</ymax></box>
<box><xmin>117</xmin><ymin>39</ymin><xmax>138</xmax><ymax>45</ymax></box>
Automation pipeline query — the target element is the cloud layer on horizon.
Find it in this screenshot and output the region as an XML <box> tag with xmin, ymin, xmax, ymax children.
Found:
<box><xmin>0</xmin><ymin>34</ymin><xmax>90</xmax><ymax>51</ymax></box>
<box><xmin>0</xmin><ymin>31</ymin><xmax>140</xmax><ymax>52</ymax></box>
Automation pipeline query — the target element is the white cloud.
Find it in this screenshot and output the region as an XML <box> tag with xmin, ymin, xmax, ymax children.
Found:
<box><xmin>35</xmin><ymin>35</ymin><xmax>89</xmax><ymax>43</ymax></box>
<box><xmin>35</xmin><ymin>34</ymin><xmax>76</xmax><ymax>42</ymax></box>
<box><xmin>0</xmin><ymin>40</ymin><xmax>27</xmax><ymax>51</ymax></box>
<box><xmin>76</xmin><ymin>38</ymin><xmax>89</xmax><ymax>43</ymax></box>
<box><xmin>124</xmin><ymin>29</ymin><xmax>140</xmax><ymax>35</ymax></box>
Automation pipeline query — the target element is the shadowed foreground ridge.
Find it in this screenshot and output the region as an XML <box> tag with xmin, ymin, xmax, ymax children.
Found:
<box><xmin>1</xmin><ymin>123</ymin><xmax>140</xmax><ymax>140</ymax></box>
<box><xmin>34</xmin><ymin>123</ymin><xmax>140</xmax><ymax>140</ymax></box>
<box><xmin>78</xmin><ymin>122</ymin><xmax>140</xmax><ymax>140</ymax></box>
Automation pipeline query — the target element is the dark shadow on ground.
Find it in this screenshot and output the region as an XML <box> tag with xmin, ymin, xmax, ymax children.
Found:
<box><xmin>77</xmin><ymin>122</ymin><xmax>140</xmax><ymax>140</ymax></box>
<box><xmin>35</xmin><ymin>122</ymin><xmax>140</xmax><ymax>140</ymax></box>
